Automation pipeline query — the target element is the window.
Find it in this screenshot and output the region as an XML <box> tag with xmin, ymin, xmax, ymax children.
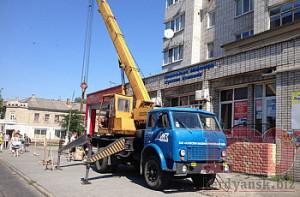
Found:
<box><xmin>147</xmin><ymin>113</ymin><xmax>156</xmax><ymax>128</ymax></box>
<box><xmin>165</xmin><ymin>14</ymin><xmax>185</xmax><ymax>32</ymax></box>
<box><xmin>221</xmin><ymin>103</ymin><xmax>233</xmax><ymax>130</ymax></box>
<box><xmin>44</xmin><ymin>114</ymin><xmax>50</xmax><ymax>122</ymax></box>
<box><xmin>207</xmin><ymin>11</ymin><xmax>216</xmax><ymax>28</ymax></box>
<box><xmin>34</xmin><ymin>129</ymin><xmax>47</xmax><ymax>139</ymax></box>
<box><xmin>220</xmin><ymin>87</ymin><xmax>248</xmax><ymax>131</ymax></box>
<box><xmin>54</xmin><ymin>115</ymin><xmax>60</xmax><ymax>123</ymax></box>
<box><xmin>173</xmin><ymin>112</ymin><xmax>202</xmax><ymax>129</ymax></box>
<box><xmin>172</xmin><ymin>112</ymin><xmax>221</xmax><ymax>131</ymax></box>
<box><xmin>270</xmin><ymin>1</ymin><xmax>300</xmax><ymax>29</ymax></box>
<box><xmin>265</xmin><ymin>83</ymin><xmax>276</xmax><ymax>97</ymax></box>
<box><xmin>254</xmin><ymin>83</ymin><xmax>276</xmax><ymax>133</ymax></box>
<box><xmin>10</xmin><ymin>113</ymin><xmax>16</xmax><ymax>120</ymax></box>
<box><xmin>235</xmin><ymin>30</ymin><xmax>254</xmax><ymax>40</ymax></box>
<box><xmin>171</xmin><ymin>98</ymin><xmax>179</xmax><ymax>107</ymax></box>
<box><xmin>236</xmin><ymin>0</ymin><xmax>254</xmax><ymax>16</ymax></box>
<box><xmin>207</xmin><ymin>42</ymin><xmax>214</xmax><ymax>59</ymax></box>
<box><xmin>221</xmin><ymin>89</ymin><xmax>233</xmax><ymax>102</ymax></box>
<box><xmin>117</xmin><ymin>98</ymin><xmax>130</xmax><ymax>112</ymax></box>
<box><xmin>166</xmin><ymin>0</ymin><xmax>179</xmax><ymax>8</ymax></box>
<box><xmin>55</xmin><ymin>129</ymin><xmax>66</xmax><ymax>139</ymax></box>
<box><xmin>234</xmin><ymin>87</ymin><xmax>248</xmax><ymax>100</ymax></box>
<box><xmin>34</xmin><ymin>113</ymin><xmax>39</xmax><ymax>122</ymax></box>
<box><xmin>163</xmin><ymin>45</ymin><xmax>183</xmax><ymax>65</ymax></box>
<box><xmin>157</xmin><ymin>113</ymin><xmax>170</xmax><ymax>128</ymax></box>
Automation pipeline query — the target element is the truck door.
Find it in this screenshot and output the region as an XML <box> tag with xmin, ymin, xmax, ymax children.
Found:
<box><xmin>154</xmin><ymin>112</ymin><xmax>172</xmax><ymax>160</ymax></box>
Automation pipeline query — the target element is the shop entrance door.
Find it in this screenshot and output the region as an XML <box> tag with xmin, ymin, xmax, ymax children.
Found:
<box><xmin>263</xmin><ymin>97</ymin><xmax>276</xmax><ymax>133</ymax></box>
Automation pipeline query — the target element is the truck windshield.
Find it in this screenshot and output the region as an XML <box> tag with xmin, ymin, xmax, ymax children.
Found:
<box><xmin>172</xmin><ymin>112</ymin><xmax>221</xmax><ymax>131</ymax></box>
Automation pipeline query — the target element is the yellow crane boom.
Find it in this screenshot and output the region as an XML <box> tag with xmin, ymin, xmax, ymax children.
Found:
<box><xmin>96</xmin><ymin>0</ymin><xmax>151</xmax><ymax>110</ymax></box>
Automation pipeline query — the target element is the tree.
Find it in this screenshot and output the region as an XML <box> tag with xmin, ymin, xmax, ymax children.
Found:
<box><xmin>74</xmin><ymin>97</ymin><xmax>86</xmax><ymax>104</ymax></box>
<box><xmin>61</xmin><ymin>110</ymin><xmax>84</xmax><ymax>135</ymax></box>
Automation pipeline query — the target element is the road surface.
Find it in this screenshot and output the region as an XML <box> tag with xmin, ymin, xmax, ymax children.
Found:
<box><xmin>0</xmin><ymin>159</ymin><xmax>41</xmax><ymax>197</ymax></box>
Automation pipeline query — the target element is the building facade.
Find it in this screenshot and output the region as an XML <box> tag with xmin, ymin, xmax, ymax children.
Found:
<box><xmin>163</xmin><ymin>0</ymin><xmax>300</xmax><ymax>72</ymax></box>
<box><xmin>140</xmin><ymin>0</ymin><xmax>300</xmax><ymax>135</ymax></box>
<box><xmin>0</xmin><ymin>96</ymin><xmax>85</xmax><ymax>141</ymax></box>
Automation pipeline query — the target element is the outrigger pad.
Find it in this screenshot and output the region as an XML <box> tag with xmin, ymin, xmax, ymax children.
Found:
<box><xmin>81</xmin><ymin>178</ymin><xmax>91</xmax><ymax>185</ymax></box>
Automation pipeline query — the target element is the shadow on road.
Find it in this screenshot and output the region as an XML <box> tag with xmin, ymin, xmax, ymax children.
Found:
<box><xmin>84</xmin><ymin>164</ymin><xmax>221</xmax><ymax>194</ymax></box>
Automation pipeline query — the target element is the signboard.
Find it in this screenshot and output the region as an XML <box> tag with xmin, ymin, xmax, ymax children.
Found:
<box><xmin>292</xmin><ymin>91</ymin><xmax>300</xmax><ymax>129</ymax></box>
<box><xmin>164</xmin><ymin>63</ymin><xmax>215</xmax><ymax>85</ymax></box>
<box><xmin>234</xmin><ymin>101</ymin><xmax>248</xmax><ymax>126</ymax></box>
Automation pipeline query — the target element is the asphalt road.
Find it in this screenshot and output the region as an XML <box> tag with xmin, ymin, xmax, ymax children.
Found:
<box><xmin>0</xmin><ymin>160</ymin><xmax>41</xmax><ymax>197</ymax></box>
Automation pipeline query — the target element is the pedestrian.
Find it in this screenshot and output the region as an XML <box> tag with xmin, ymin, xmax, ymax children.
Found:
<box><xmin>69</xmin><ymin>132</ymin><xmax>78</xmax><ymax>160</ymax></box>
<box><xmin>24</xmin><ymin>133</ymin><xmax>31</xmax><ymax>152</ymax></box>
<box><xmin>4</xmin><ymin>133</ymin><xmax>10</xmax><ymax>149</ymax></box>
<box><xmin>0</xmin><ymin>132</ymin><xmax>4</xmax><ymax>152</ymax></box>
<box><xmin>11</xmin><ymin>132</ymin><xmax>21</xmax><ymax>157</ymax></box>
<box><xmin>19</xmin><ymin>133</ymin><xmax>25</xmax><ymax>154</ymax></box>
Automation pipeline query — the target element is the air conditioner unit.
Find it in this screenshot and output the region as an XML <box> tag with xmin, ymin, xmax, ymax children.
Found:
<box><xmin>195</xmin><ymin>89</ymin><xmax>210</xmax><ymax>101</ymax></box>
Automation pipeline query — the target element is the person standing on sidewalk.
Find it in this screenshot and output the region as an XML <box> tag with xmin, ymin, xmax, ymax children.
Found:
<box><xmin>11</xmin><ymin>132</ymin><xmax>21</xmax><ymax>157</ymax></box>
<box><xmin>0</xmin><ymin>132</ymin><xmax>4</xmax><ymax>152</ymax></box>
<box><xmin>24</xmin><ymin>133</ymin><xmax>31</xmax><ymax>152</ymax></box>
<box><xmin>4</xmin><ymin>133</ymin><xmax>10</xmax><ymax>150</ymax></box>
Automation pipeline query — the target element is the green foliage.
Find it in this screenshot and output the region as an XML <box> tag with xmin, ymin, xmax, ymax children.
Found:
<box><xmin>61</xmin><ymin>110</ymin><xmax>84</xmax><ymax>135</ymax></box>
<box><xmin>74</xmin><ymin>97</ymin><xmax>86</xmax><ymax>104</ymax></box>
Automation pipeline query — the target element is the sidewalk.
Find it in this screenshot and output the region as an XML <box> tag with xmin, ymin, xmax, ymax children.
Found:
<box><xmin>0</xmin><ymin>146</ymin><xmax>299</xmax><ymax>197</ymax></box>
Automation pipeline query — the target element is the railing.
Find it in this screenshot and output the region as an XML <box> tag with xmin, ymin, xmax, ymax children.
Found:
<box><xmin>225</xmin><ymin>123</ymin><xmax>276</xmax><ymax>144</ymax></box>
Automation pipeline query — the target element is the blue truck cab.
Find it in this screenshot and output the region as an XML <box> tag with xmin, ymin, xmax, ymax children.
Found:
<box><xmin>141</xmin><ymin>107</ymin><xmax>228</xmax><ymax>190</ymax></box>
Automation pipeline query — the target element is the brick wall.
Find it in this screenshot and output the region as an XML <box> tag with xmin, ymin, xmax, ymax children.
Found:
<box><xmin>227</xmin><ymin>142</ymin><xmax>276</xmax><ymax>176</ymax></box>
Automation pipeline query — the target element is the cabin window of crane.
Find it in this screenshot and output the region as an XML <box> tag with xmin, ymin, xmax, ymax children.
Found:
<box><xmin>117</xmin><ymin>98</ymin><xmax>130</xmax><ymax>112</ymax></box>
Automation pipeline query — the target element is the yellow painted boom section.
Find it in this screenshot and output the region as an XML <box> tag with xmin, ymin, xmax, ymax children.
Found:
<box><xmin>96</xmin><ymin>0</ymin><xmax>151</xmax><ymax>108</ymax></box>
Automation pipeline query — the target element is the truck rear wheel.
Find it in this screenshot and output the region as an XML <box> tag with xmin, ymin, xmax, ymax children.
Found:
<box><xmin>92</xmin><ymin>157</ymin><xmax>109</xmax><ymax>173</ymax></box>
<box><xmin>143</xmin><ymin>157</ymin><xmax>167</xmax><ymax>190</ymax></box>
<box><xmin>191</xmin><ymin>174</ymin><xmax>216</xmax><ymax>188</ymax></box>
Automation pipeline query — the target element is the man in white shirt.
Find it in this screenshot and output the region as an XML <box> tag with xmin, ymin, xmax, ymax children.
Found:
<box><xmin>4</xmin><ymin>133</ymin><xmax>10</xmax><ymax>149</ymax></box>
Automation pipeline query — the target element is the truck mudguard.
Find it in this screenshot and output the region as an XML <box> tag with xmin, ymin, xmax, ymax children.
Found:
<box><xmin>140</xmin><ymin>144</ymin><xmax>168</xmax><ymax>174</ymax></box>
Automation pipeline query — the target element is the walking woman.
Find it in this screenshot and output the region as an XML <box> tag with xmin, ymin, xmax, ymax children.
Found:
<box><xmin>11</xmin><ymin>132</ymin><xmax>21</xmax><ymax>157</ymax></box>
<box><xmin>0</xmin><ymin>131</ymin><xmax>4</xmax><ymax>152</ymax></box>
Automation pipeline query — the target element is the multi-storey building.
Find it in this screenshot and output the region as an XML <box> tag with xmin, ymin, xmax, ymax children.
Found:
<box><xmin>0</xmin><ymin>95</ymin><xmax>85</xmax><ymax>141</ymax></box>
<box><xmin>137</xmin><ymin>0</ymin><xmax>299</xmax><ymax>134</ymax></box>
<box><xmin>163</xmin><ymin>0</ymin><xmax>299</xmax><ymax>71</ymax></box>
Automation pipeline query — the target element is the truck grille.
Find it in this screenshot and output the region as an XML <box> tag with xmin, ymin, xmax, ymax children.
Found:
<box><xmin>187</xmin><ymin>146</ymin><xmax>221</xmax><ymax>161</ymax></box>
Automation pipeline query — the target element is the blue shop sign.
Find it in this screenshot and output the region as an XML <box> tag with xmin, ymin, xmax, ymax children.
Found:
<box><xmin>164</xmin><ymin>63</ymin><xmax>215</xmax><ymax>85</ymax></box>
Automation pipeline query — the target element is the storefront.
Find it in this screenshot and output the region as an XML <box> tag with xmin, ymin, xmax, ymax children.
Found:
<box><xmin>138</xmin><ymin>27</ymin><xmax>300</xmax><ymax>139</ymax></box>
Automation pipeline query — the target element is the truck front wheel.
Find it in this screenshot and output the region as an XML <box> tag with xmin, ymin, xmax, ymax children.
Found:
<box><xmin>191</xmin><ymin>174</ymin><xmax>216</xmax><ymax>188</ymax></box>
<box><xmin>144</xmin><ymin>157</ymin><xmax>167</xmax><ymax>190</ymax></box>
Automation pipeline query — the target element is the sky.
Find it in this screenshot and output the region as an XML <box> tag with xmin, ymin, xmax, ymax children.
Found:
<box><xmin>0</xmin><ymin>0</ymin><xmax>165</xmax><ymax>100</ymax></box>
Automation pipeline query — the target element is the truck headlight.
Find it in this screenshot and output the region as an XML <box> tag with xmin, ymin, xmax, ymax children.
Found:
<box><xmin>221</xmin><ymin>150</ymin><xmax>226</xmax><ymax>157</ymax></box>
<box><xmin>182</xmin><ymin>165</ymin><xmax>188</xmax><ymax>173</ymax></box>
<box><xmin>179</xmin><ymin>149</ymin><xmax>186</xmax><ymax>157</ymax></box>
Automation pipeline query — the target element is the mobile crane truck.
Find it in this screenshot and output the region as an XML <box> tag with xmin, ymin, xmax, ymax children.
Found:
<box><xmin>62</xmin><ymin>0</ymin><xmax>229</xmax><ymax>190</ymax></box>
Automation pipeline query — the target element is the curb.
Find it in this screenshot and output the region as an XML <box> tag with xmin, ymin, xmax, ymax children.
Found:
<box><xmin>1</xmin><ymin>159</ymin><xmax>55</xmax><ymax>197</ymax></box>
